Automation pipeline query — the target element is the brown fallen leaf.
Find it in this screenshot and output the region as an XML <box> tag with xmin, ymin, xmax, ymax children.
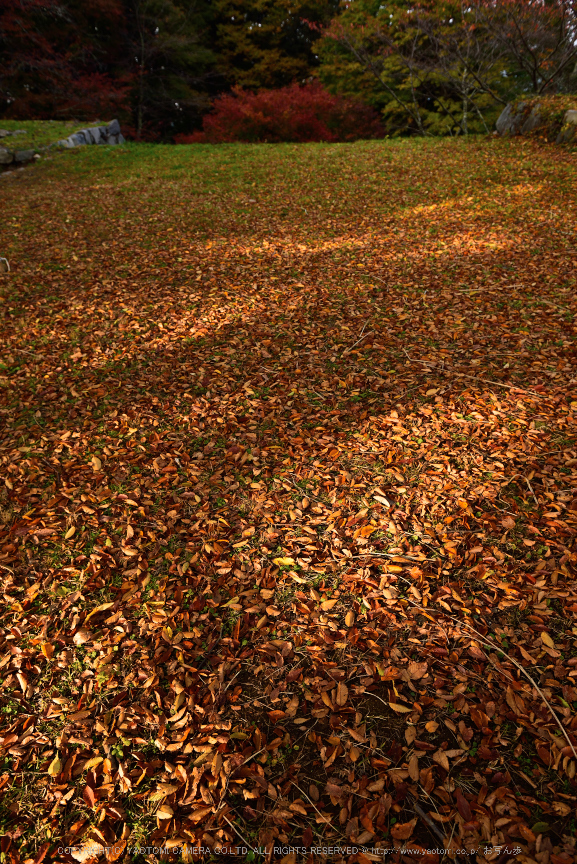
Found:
<box><xmin>432</xmin><ymin>750</ymin><xmax>450</xmax><ymax>772</ymax></box>
<box><xmin>408</xmin><ymin>660</ymin><xmax>428</xmax><ymax>679</ymax></box>
<box><xmin>71</xmin><ymin>842</ymin><xmax>105</xmax><ymax>862</ymax></box>
<box><xmin>321</xmin><ymin>598</ymin><xmax>338</xmax><ymax>611</ymax></box>
<box><xmin>335</xmin><ymin>682</ymin><xmax>348</xmax><ymax>706</ymax></box>
<box><xmin>391</xmin><ymin>818</ymin><xmax>417</xmax><ymax>840</ymax></box>
<box><xmin>41</xmin><ymin>642</ymin><xmax>54</xmax><ymax>659</ymax></box>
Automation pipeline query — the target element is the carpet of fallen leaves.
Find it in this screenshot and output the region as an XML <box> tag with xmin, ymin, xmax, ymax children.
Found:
<box><xmin>0</xmin><ymin>136</ymin><xmax>576</xmax><ymax>864</ymax></box>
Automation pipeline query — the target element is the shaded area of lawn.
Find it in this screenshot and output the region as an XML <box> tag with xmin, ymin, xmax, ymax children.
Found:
<box><xmin>0</xmin><ymin>137</ymin><xmax>576</xmax><ymax>863</ymax></box>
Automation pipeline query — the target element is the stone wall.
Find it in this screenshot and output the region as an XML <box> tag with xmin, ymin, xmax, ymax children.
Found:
<box><xmin>55</xmin><ymin>119</ymin><xmax>125</xmax><ymax>149</ymax></box>
<box><xmin>496</xmin><ymin>102</ymin><xmax>577</xmax><ymax>144</ymax></box>
<box><xmin>0</xmin><ymin>119</ymin><xmax>125</xmax><ymax>168</ymax></box>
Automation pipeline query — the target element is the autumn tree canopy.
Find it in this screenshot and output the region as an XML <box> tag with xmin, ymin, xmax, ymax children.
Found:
<box><xmin>1</xmin><ymin>0</ymin><xmax>576</xmax><ymax>137</ymax></box>
<box><xmin>317</xmin><ymin>0</ymin><xmax>577</xmax><ymax>136</ymax></box>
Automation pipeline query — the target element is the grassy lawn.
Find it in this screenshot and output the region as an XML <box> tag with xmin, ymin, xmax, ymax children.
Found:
<box><xmin>0</xmin><ymin>136</ymin><xmax>576</xmax><ymax>863</ymax></box>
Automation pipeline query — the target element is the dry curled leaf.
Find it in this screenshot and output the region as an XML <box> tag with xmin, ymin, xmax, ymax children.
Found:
<box><xmin>389</xmin><ymin>702</ymin><xmax>412</xmax><ymax>713</ymax></box>
<box><xmin>71</xmin><ymin>843</ymin><xmax>105</xmax><ymax>863</ymax></box>
<box><xmin>391</xmin><ymin>818</ymin><xmax>417</xmax><ymax>840</ymax></box>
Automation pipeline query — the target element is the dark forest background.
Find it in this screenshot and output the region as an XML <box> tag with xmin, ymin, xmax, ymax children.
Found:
<box><xmin>1</xmin><ymin>0</ymin><xmax>576</xmax><ymax>141</ymax></box>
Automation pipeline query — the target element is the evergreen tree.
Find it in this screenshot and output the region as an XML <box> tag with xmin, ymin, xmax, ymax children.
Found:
<box><xmin>213</xmin><ymin>0</ymin><xmax>340</xmax><ymax>90</ymax></box>
<box><xmin>126</xmin><ymin>0</ymin><xmax>218</xmax><ymax>139</ymax></box>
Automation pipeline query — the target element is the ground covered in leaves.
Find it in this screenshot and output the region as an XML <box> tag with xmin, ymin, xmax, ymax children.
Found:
<box><xmin>0</xmin><ymin>137</ymin><xmax>576</xmax><ymax>864</ymax></box>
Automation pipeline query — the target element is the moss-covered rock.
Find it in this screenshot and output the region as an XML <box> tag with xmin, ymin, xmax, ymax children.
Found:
<box><xmin>496</xmin><ymin>95</ymin><xmax>577</xmax><ymax>143</ymax></box>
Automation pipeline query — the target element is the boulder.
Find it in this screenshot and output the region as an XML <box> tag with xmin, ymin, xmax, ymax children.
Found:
<box><xmin>0</xmin><ymin>147</ymin><xmax>13</xmax><ymax>164</ymax></box>
<box><xmin>520</xmin><ymin>105</ymin><xmax>542</xmax><ymax>134</ymax></box>
<box><xmin>556</xmin><ymin>109</ymin><xmax>577</xmax><ymax>144</ymax></box>
<box><xmin>497</xmin><ymin>101</ymin><xmax>577</xmax><ymax>142</ymax></box>
<box><xmin>86</xmin><ymin>127</ymin><xmax>102</xmax><ymax>144</ymax></box>
<box><xmin>495</xmin><ymin>102</ymin><xmax>542</xmax><ymax>136</ymax></box>
<box><xmin>496</xmin><ymin>102</ymin><xmax>525</xmax><ymax>136</ymax></box>
<box><xmin>14</xmin><ymin>149</ymin><xmax>35</xmax><ymax>163</ymax></box>
<box><xmin>69</xmin><ymin>131</ymin><xmax>88</xmax><ymax>146</ymax></box>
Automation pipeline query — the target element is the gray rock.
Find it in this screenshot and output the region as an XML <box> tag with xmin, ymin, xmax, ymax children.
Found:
<box><xmin>495</xmin><ymin>102</ymin><xmax>513</xmax><ymax>135</ymax></box>
<box><xmin>556</xmin><ymin>109</ymin><xmax>577</xmax><ymax>144</ymax></box>
<box><xmin>556</xmin><ymin>125</ymin><xmax>574</xmax><ymax>144</ymax></box>
<box><xmin>0</xmin><ymin>147</ymin><xmax>13</xmax><ymax>164</ymax></box>
<box><xmin>88</xmin><ymin>126</ymin><xmax>102</xmax><ymax>144</ymax></box>
<box><xmin>70</xmin><ymin>131</ymin><xmax>88</xmax><ymax>146</ymax></box>
<box><xmin>521</xmin><ymin>106</ymin><xmax>542</xmax><ymax>134</ymax></box>
<box><xmin>14</xmin><ymin>149</ymin><xmax>35</xmax><ymax>163</ymax></box>
<box><xmin>12</xmin><ymin>130</ymin><xmax>27</xmax><ymax>135</ymax></box>
<box><xmin>498</xmin><ymin>101</ymin><xmax>577</xmax><ymax>141</ymax></box>
<box><xmin>54</xmin><ymin>120</ymin><xmax>124</xmax><ymax>149</ymax></box>
<box><xmin>0</xmin><ymin>130</ymin><xmax>9</xmax><ymax>138</ymax></box>
<box><xmin>496</xmin><ymin>102</ymin><xmax>529</xmax><ymax>136</ymax></box>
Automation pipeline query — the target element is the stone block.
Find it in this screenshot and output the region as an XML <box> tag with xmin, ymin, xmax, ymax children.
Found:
<box><xmin>521</xmin><ymin>106</ymin><xmax>542</xmax><ymax>134</ymax></box>
<box><xmin>14</xmin><ymin>149</ymin><xmax>35</xmax><ymax>163</ymax></box>
<box><xmin>106</xmin><ymin>119</ymin><xmax>121</xmax><ymax>137</ymax></box>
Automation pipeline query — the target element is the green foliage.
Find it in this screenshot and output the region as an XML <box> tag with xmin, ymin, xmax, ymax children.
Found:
<box><xmin>317</xmin><ymin>0</ymin><xmax>576</xmax><ymax>136</ymax></box>
<box><xmin>317</xmin><ymin>0</ymin><xmax>509</xmax><ymax>135</ymax></box>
